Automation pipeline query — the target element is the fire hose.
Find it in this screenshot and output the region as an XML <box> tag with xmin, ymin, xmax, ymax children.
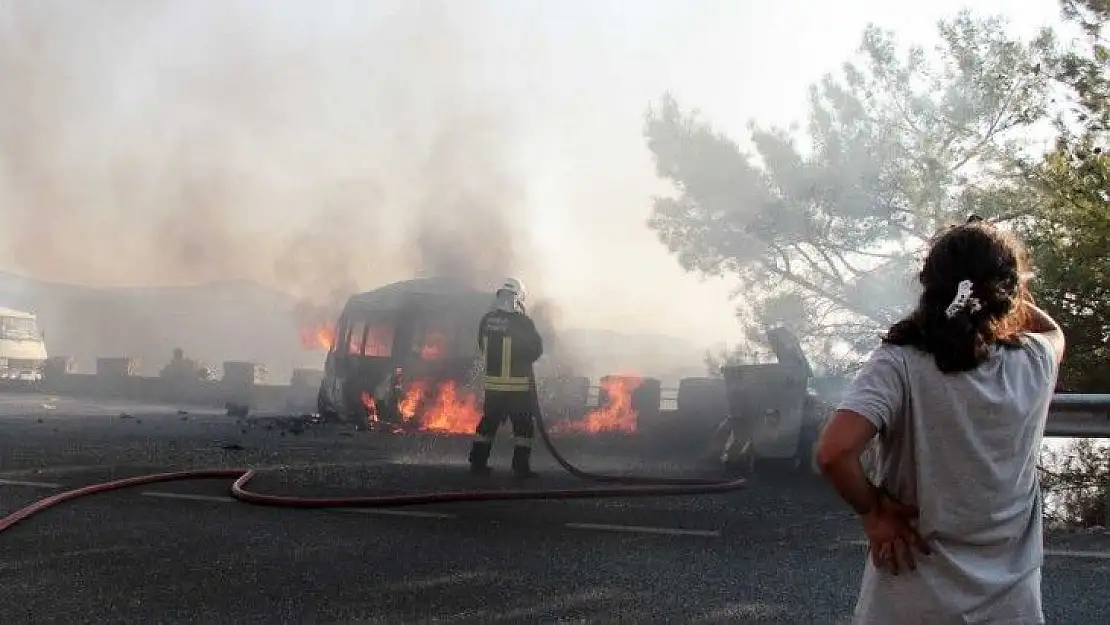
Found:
<box><xmin>0</xmin><ymin>386</ymin><xmax>745</xmax><ymax>535</ymax></box>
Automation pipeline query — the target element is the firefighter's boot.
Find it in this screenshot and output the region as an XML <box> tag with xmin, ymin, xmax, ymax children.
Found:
<box><xmin>468</xmin><ymin>441</ymin><xmax>493</xmax><ymax>476</ymax></box>
<box><xmin>511</xmin><ymin>446</ymin><xmax>538</xmax><ymax>479</ymax></box>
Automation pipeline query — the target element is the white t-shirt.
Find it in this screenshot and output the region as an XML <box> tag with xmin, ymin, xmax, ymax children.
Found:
<box><xmin>838</xmin><ymin>333</ymin><xmax>1059</xmax><ymax>625</ymax></box>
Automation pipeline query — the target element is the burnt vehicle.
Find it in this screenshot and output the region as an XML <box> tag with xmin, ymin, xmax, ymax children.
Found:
<box><xmin>316</xmin><ymin>277</ymin><xmax>492</xmax><ymax>429</ymax></box>
<box><xmin>712</xmin><ymin>326</ymin><xmax>840</xmax><ymax>474</ymax></box>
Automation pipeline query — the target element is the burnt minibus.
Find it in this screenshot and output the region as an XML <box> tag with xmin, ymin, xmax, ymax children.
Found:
<box><xmin>316</xmin><ymin>277</ymin><xmax>491</xmax><ymax>427</ymax></box>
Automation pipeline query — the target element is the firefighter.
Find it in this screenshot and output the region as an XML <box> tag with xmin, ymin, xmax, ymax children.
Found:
<box><xmin>468</xmin><ymin>277</ymin><xmax>544</xmax><ymax>478</ymax></box>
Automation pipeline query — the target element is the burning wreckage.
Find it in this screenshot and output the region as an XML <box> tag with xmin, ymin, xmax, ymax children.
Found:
<box><xmin>308</xmin><ymin>278</ymin><xmax>490</xmax><ymax>434</ymax></box>
<box><xmin>303</xmin><ymin>277</ymin><xmax>840</xmax><ymax>474</ymax></box>
<box><xmin>306</xmin><ymin>277</ymin><xmax>644</xmax><ymax>437</ymax></box>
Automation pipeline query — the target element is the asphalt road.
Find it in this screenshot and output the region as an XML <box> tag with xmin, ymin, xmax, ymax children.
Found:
<box><xmin>1</xmin><ymin>394</ymin><xmax>1108</xmax><ymax>624</ymax></box>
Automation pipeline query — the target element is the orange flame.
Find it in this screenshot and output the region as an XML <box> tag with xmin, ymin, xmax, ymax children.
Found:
<box><xmin>555</xmin><ymin>376</ymin><xmax>642</xmax><ymax>434</ymax></box>
<box><xmin>361</xmin><ymin>391</ymin><xmax>379</xmax><ymax>425</ymax></box>
<box><xmin>397</xmin><ymin>379</ymin><xmax>481</xmax><ymax>434</ymax></box>
<box><xmin>397</xmin><ymin>380</ymin><xmax>427</xmax><ymax>422</ymax></box>
<box><xmin>362</xmin><ymin>390</ymin><xmax>407</xmax><ymax>433</ymax></box>
<box><xmin>299</xmin><ymin>322</ymin><xmax>335</xmax><ymax>351</ymax></box>
<box><xmin>421</xmin><ymin>381</ymin><xmax>482</xmax><ymax>433</ymax></box>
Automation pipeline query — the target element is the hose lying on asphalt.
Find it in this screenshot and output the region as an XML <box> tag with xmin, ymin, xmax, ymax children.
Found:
<box><xmin>530</xmin><ymin>398</ymin><xmax>733</xmax><ymax>486</ymax></box>
<box><xmin>0</xmin><ymin>388</ymin><xmax>745</xmax><ymax>534</ymax></box>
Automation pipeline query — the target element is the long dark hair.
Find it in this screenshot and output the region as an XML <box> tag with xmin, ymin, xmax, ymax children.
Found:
<box><xmin>883</xmin><ymin>217</ymin><xmax>1032</xmax><ymax>373</ymax></box>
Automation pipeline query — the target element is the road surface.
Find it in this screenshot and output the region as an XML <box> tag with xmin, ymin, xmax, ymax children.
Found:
<box><xmin>1</xmin><ymin>394</ymin><xmax>1107</xmax><ymax>624</ymax></box>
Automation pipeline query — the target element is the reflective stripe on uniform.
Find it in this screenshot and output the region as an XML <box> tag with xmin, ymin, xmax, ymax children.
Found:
<box><xmin>482</xmin><ymin>327</ymin><xmax>533</xmax><ymax>392</ymax></box>
<box><xmin>485</xmin><ymin>336</ymin><xmax>531</xmax><ymax>388</ymax></box>
<box><xmin>513</xmin><ymin>436</ymin><xmax>533</xmax><ymax>449</ymax></box>
<box><xmin>484</xmin><ymin>380</ymin><xmax>531</xmax><ymax>392</ymax></box>
<box><xmin>473</xmin><ymin>434</ymin><xmax>493</xmax><ymax>444</ymax></box>
<box><xmin>484</xmin><ymin>374</ymin><xmax>531</xmax><ymax>385</ymax></box>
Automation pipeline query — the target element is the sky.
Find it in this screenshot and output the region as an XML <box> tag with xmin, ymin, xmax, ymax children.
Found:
<box><xmin>0</xmin><ymin>0</ymin><xmax>1068</xmax><ymax>351</ymax></box>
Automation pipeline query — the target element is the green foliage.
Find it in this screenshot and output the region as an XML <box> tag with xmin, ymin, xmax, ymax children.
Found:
<box><xmin>1055</xmin><ymin>0</ymin><xmax>1109</xmax><ymax>134</ymax></box>
<box><xmin>644</xmin><ymin>12</ymin><xmax>1056</xmax><ymax>362</ymax></box>
<box><xmin>1016</xmin><ymin>1</ymin><xmax>1109</xmax><ymax>530</ymax></box>
<box><xmin>1020</xmin><ymin>0</ymin><xmax>1110</xmax><ymax>391</ymax></box>
<box><xmin>1040</xmin><ymin>439</ymin><xmax>1110</xmax><ymax>527</ymax></box>
<box><xmin>1022</xmin><ymin>144</ymin><xmax>1110</xmax><ymax>390</ymax></box>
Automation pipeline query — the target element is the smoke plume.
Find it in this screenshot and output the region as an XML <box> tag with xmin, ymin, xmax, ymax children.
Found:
<box><xmin>0</xmin><ymin>1</ymin><xmax>534</xmax><ymax>292</ymax></box>
<box><xmin>0</xmin><ymin>1</ymin><xmax>551</xmax><ymax>373</ymax></box>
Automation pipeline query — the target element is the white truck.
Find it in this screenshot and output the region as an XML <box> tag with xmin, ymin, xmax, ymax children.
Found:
<box><xmin>0</xmin><ymin>307</ymin><xmax>48</xmax><ymax>381</ymax></box>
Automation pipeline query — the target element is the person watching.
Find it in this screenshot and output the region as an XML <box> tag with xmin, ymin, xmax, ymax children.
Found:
<box><xmin>816</xmin><ymin>217</ymin><xmax>1064</xmax><ymax>624</ymax></box>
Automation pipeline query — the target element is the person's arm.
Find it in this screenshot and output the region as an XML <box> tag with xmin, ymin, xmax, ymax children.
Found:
<box><xmin>1021</xmin><ymin>302</ymin><xmax>1065</xmax><ymax>365</ymax></box>
<box><xmin>816</xmin><ymin>346</ymin><xmax>904</xmax><ymax>515</ymax></box>
<box><xmin>817</xmin><ymin>411</ymin><xmax>884</xmax><ymax>514</ymax></box>
<box><xmin>477</xmin><ymin>312</ymin><xmax>490</xmax><ymax>348</ymax></box>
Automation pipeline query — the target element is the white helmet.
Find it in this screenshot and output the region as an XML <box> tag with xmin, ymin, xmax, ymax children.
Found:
<box><xmin>494</xmin><ymin>277</ymin><xmax>527</xmax><ymax>313</ymax></box>
<box><xmin>498</xmin><ymin>277</ymin><xmax>526</xmax><ymax>301</ymax></box>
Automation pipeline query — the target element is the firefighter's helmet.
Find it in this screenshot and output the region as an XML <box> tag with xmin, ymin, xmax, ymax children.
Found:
<box><xmin>495</xmin><ymin>277</ymin><xmax>527</xmax><ymax>313</ymax></box>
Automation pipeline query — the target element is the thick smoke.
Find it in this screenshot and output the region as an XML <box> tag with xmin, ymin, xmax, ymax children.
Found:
<box><xmin>408</xmin><ymin>113</ymin><xmax>526</xmax><ymax>290</ymax></box>
<box><xmin>0</xmin><ymin>1</ymin><xmax>530</xmax><ymax>294</ymax></box>
<box><xmin>0</xmin><ymin>1</ymin><xmax>553</xmax><ymax>375</ymax></box>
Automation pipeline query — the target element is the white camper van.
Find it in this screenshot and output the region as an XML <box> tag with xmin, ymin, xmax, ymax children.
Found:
<box><xmin>0</xmin><ymin>307</ymin><xmax>48</xmax><ymax>381</ymax></box>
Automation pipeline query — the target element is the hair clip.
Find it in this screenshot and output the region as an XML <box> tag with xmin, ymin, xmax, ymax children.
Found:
<box><xmin>945</xmin><ymin>279</ymin><xmax>983</xmax><ymax>319</ymax></box>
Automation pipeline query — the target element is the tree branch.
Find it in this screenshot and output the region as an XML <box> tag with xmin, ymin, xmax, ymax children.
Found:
<box><xmin>791</xmin><ymin>242</ymin><xmax>845</xmax><ymax>287</ymax></box>
<box><xmin>760</xmin><ymin>261</ymin><xmax>887</xmax><ymax>323</ymax></box>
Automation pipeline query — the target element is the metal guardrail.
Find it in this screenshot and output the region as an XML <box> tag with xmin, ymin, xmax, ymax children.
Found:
<box><xmin>581</xmin><ymin>388</ymin><xmax>1110</xmax><ymax>439</ymax></box>
<box><xmin>1046</xmin><ymin>394</ymin><xmax>1110</xmax><ymax>438</ymax></box>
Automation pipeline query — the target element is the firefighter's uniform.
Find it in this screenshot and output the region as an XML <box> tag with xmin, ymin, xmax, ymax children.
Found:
<box><xmin>468</xmin><ymin>278</ymin><xmax>544</xmax><ymax>478</ymax></box>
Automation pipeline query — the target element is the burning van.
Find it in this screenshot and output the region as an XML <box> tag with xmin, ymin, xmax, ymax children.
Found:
<box><xmin>315</xmin><ymin>277</ymin><xmax>493</xmax><ymax>434</ymax></box>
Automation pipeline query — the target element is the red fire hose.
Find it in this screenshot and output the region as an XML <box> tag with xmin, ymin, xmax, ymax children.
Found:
<box><xmin>0</xmin><ymin>392</ymin><xmax>745</xmax><ymax>534</ymax></box>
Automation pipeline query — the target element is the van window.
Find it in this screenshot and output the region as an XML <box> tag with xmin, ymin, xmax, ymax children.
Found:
<box><xmin>417</xmin><ymin>326</ymin><xmax>451</xmax><ymax>360</ymax></box>
<box><xmin>346</xmin><ymin>322</ymin><xmax>366</xmax><ymax>355</ymax></box>
<box><xmin>340</xmin><ymin>313</ymin><xmax>396</xmax><ymax>358</ymax></box>
<box><xmin>412</xmin><ymin>317</ymin><xmax>456</xmax><ymax>361</ymax></box>
<box><xmin>363</xmin><ymin>323</ymin><xmax>395</xmax><ymax>357</ymax></box>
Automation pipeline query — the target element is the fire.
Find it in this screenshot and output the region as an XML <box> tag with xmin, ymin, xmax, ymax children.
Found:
<box><xmin>299</xmin><ymin>322</ymin><xmax>335</xmax><ymax>351</ymax></box>
<box><xmin>362</xmin><ymin>390</ymin><xmax>407</xmax><ymax>434</ymax></box>
<box><xmin>360</xmin><ymin>391</ymin><xmax>379</xmax><ymax>426</ymax></box>
<box><xmin>555</xmin><ymin>376</ymin><xmax>642</xmax><ymax>435</ymax></box>
<box><xmin>421</xmin><ymin>381</ymin><xmax>482</xmax><ymax>434</ymax></box>
<box><xmin>397</xmin><ymin>380</ymin><xmax>427</xmax><ymax>422</ymax></box>
<box><xmin>396</xmin><ymin>379</ymin><xmax>482</xmax><ymax>435</ymax></box>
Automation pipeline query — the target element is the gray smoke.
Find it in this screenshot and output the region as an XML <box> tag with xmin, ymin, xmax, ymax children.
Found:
<box><xmin>0</xmin><ymin>1</ymin><xmax>533</xmax><ymax>293</ymax></box>
<box><xmin>0</xmin><ymin>1</ymin><xmax>550</xmax><ymax>373</ymax></box>
<box><xmin>409</xmin><ymin>112</ymin><xmax>527</xmax><ymax>290</ymax></box>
